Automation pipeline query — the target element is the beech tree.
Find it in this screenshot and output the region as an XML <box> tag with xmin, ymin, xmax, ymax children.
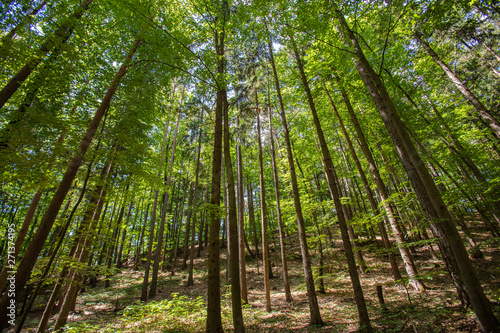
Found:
<box><xmin>0</xmin><ymin>1</ymin><xmax>499</xmax><ymax>333</ymax></box>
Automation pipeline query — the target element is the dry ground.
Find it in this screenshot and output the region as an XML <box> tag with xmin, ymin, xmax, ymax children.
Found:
<box><xmin>16</xmin><ymin>220</ymin><xmax>500</xmax><ymax>332</ymax></box>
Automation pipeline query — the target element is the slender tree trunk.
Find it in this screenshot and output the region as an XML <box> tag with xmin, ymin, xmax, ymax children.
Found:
<box><xmin>311</xmin><ymin>208</ymin><xmax>325</xmax><ymax>294</ymax></box>
<box><xmin>236</xmin><ymin>116</ymin><xmax>249</xmax><ymax>302</ymax></box>
<box><xmin>330</xmin><ymin>81</ymin><xmax>425</xmax><ymax>291</ymax></box>
<box><xmin>293</xmin><ymin>40</ymin><xmax>371</xmax><ymax>332</ymax></box>
<box><xmin>256</xmin><ymin>95</ymin><xmax>271</xmax><ymax>313</ymax></box>
<box><xmin>53</xmin><ymin>159</ymin><xmax>113</xmax><ymax>330</ymax></box>
<box><xmin>116</xmin><ymin>199</ymin><xmax>133</xmax><ymax>268</ymax></box>
<box><xmin>0</xmin><ymin>130</ymin><xmax>67</xmax><ymax>291</ymax></box>
<box><xmin>181</xmin><ymin>185</ymin><xmax>195</xmax><ymax>270</ymax></box>
<box><xmin>330</xmin><ymin>149</ymin><xmax>369</xmax><ymax>275</ymax></box>
<box><xmin>224</xmin><ymin>89</ymin><xmax>244</xmax><ymax>332</ymax></box>
<box><xmin>198</xmin><ymin>187</ymin><xmax>209</xmax><ymax>257</ymax></box>
<box><xmin>223</xmin><ymin>157</ymin><xmax>229</xmax><ymax>285</ymax></box>
<box><xmin>267</xmin><ymin>35</ymin><xmax>323</xmax><ymax>326</ymax></box>
<box><xmin>35</xmin><ymin>165</ymin><xmax>94</xmax><ymax>333</ymax></box>
<box><xmin>246</xmin><ymin>179</ymin><xmax>259</xmax><ymax>260</ymax></box>
<box><xmin>386</xmin><ymin>70</ymin><xmax>500</xmax><ymax>221</ymax></box>
<box><xmin>188</xmin><ymin>111</ymin><xmax>204</xmax><ymax>286</ymax></box>
<box><xmin>103</xmin><ymin>188</ymin><xmax>127</xmax><ymax>288</ymax></box>
<box><xmin>171</xmin><ymin>178</ymin><xmax>189</xmax><ymax>275</ymax></box>
<box><xmin>323</xmin><ymin>83</ymin><xmax>406</xmax><ymax>282</ymax></box>
<box><xmin>268</xmin><ymin>107</ymin><xmax>293</xmax><ymax>302</ymax></box>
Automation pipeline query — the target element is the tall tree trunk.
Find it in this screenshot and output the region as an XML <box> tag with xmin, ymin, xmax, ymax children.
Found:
<box><xmin>293</xmin><ymin>40</ymin><xmax>371</xmax><ymax>332</ymax></box>
<box><xmin>103</xmin><ymin>187</ymin><xmax>127</xmax><ymax>288</ymax></box>
<box><xmin>53</xmin><ymin>162</ymin><xmax>112</xmax><ymax>331</ymax></box>
<box><xmin>256</xmin><ymin>94</ymin><xmax>271</xmax><ymax>313</ymax></box>
<box><xmin>206</xmin><ymin>2</ymin><xmax>228</xmax><ymax>330</ymax></box>
<box><xmin>247</xmin><ymin>179</ymin><xmax>259</xmax><ymax>260</ymax></box>
<box><xmin>386</xmin><ymin>70</ymin><xmax>500</xmax><ymax>223</ymax></box>
<box><xmin>35</xmin><ymin>164</ymin><xmax>94</xmax><ymax>333</ymax></box>
<box><xmin>332</xmin><ymin>6</ymin><xmax>499</xmax><ymax>331</ymax></box>
<box><xmin>0</xmin><ymin>29</ymin><xmax>145</xmax><ymax>329</ymax></box>
<box><xmin>224</xmin><ymin>89</ymin><xmax>245</xmax><ymax>332</ymax></box>
<box><xmin>198</xmin><ymin>187</ymin><xmax>209</xmax><ymax>257</ymax></box>
<box><xmin>268</xmin><ymin>106</ymin><xmax>293</xmax><ymax>302</ymax></box>
<box><xmin>331</xmin><ymin>146</ymin><xmax>369</xmax><ymax>275</ymax></box>
<box><xmin>323</xmin><ymin>82</ymin><xmax>404</xmax><ymax>277</ymax></box>
<box><xmin>116</xmin><ymin>199</ymin><xmax>133</xmax><ymax>268</ymax></box>
<box><xmin>171</xmin><ymin>178</ymin><xmax>189</xmax><ymax>275</ymax></box>
<box><xmin>188</xmin><ymin>111</ymin><xmax>204</xmax><ymax>286</ymax></box>
<box><xmin>223</xmin><ymin>156</ymin><xmax>229</xmax><ymax>285</ymax></box>
<box><xmin>267</xmin><ymin>34</ymin><xmax>323</xmax><ymax>326</ymax></box>
<box><xmin>236</xmin><ymin>116</ymin><xmax>249</xmax><ymax>302</ymax></box>
<box><xmin>181</xmin><ymin>185</ymin><xmax>195</xmax><ymax>271</ymax></box>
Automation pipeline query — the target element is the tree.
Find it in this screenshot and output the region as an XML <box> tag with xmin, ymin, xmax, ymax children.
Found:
<box><xmin>255</xmin><ymin>95</ymin><xmax>271</xmax><ymax>313</ymax></box>
<box><xmin>267</xmin><ymin>31</ymin><xmax>323</xmax><ymax>327</ymax></box>
<box><xmin>206</xmin><ymin>2</ymin><xmax>229</xmax><ymax>332</ymax></box>
<box><xmin>292</xmin><ymin>37</ymin><xmax>372</xmax><ymax>333</ymax></box>
<box><xmin>0</xmin><ymin>27</ymin><xmax>146</xmax><ymax>329</ymax></box>
<box><xmin>330</xmin><ymin>3</ymin><xmax>499</xmax><ymax>331</ymax></box>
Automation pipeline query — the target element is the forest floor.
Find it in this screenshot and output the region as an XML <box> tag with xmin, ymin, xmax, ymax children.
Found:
<box><xmin>18</xmin><ymin>221</ymin><xmax>500</xmax><ymax>332</ymax></box>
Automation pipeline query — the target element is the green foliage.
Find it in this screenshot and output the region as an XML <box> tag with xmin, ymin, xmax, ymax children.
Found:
<box><xmin>1</xmin><ymin>1</ymin><xmax>500</xmax><ymax>331</ymax></box>
<box><xmin>65</xmin><ymin>294</ymin><xmax>206</xmax><ymax>333</ymax></box>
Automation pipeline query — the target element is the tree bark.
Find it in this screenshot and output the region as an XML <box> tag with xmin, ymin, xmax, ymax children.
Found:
<box><xmin>236</xmin><ymin>116</ymin><xmax>249</xmax><ymax>303</ymax></box>
<box><xmin>116</xmin><ymin>199</ymin><xmax>133</xmax><ymax>268</ymax></box>
<box><xmin>0</xmin><ymin>130</ymin><xmax>67</xmax><ymax>291</ymax></box>
<box><xmin>206</xmin><ymin>3</ymin><xmax>228</xmax><ymax>330</ymax></box>
<box><xmin>268</xmin><ymin>106</ymin><xmax>293</xmax><ymax>302</ymax></box>
<box><xmin>255</xmin><ymin>95</ymin><xmax>271</xmax><ymax>313</ymax></box>
<box><xmin>188</xmin><ymin>110</ymin><xmax>204</xmax><ymax>286</ymax></box>
<box><xmin>53</xmin><ymin>161</ymin><xmax>112</xmax><ymax>330</ymax></box>
<box><xmin>224</xmin><ymin>89</ymin><xmax>245</xmax><ymax>332</ymax></box>
<box><xmin>330</xmin><ymin>80</ymin><xmax>425</xmax><ymax>291</ymax></box>
<box><xmin>324</xmin><ymin>82</ymin><xmax>408</xmax><ymax>283</ymax></box>
<box><xmin>170</xmin><ymin>177</ymin><xmax>189</xmax><ymax>275</ymax></box>
<box><xmin>198</xmin><ymin>187</ymin><xmax>209</xmax><ymax>257</ymax></box>
<box><xmin>246</xmin><ymin>179</ymin><xmax>259</xmax><ymax>260</ymax></box>
<box><xmin>35</xmin><ymin>164</ymin><xmax>93</xmax><ymax>333</ymax></box>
